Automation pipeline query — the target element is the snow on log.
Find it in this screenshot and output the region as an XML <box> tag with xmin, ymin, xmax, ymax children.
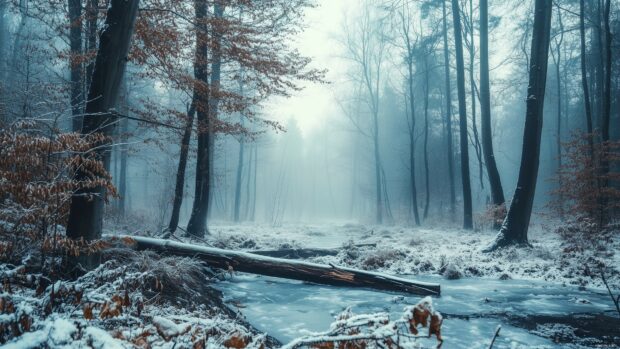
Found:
<box><xmin>109</xmin><ymin>235</ymin><xmax>440</xmax><ymax>296</ymax></box>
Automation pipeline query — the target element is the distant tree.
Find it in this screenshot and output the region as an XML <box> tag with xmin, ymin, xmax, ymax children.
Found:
<box><xmin>484</xmin><ymin>0</ymin><xmax>553</xmax><ymax>251</ymax></box>
<box><xmin>479</xmin><ymin>0</ymin><xmax>505</xmax><ymax>227</ymax></box>
<box><xmin>441</xmin><ymin>0</ymin><xmax>457</xmax><ymax>220</ymax></box>
<box><xmin>450</xmin><ymin>0</ymin><xmax>473</xmax><ymax>230</ymax></box>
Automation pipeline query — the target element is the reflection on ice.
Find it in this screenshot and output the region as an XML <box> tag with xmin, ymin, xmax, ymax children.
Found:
<box><xmin>216</xmin><ymin>274</ymin><xmax>614</xmax><ymax>348</ymax></box>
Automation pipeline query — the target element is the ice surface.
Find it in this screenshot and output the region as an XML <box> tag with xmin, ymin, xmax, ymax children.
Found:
<box><xmin>216</xmin><ymin>274</ymin><xmax>614</xmax><ymax>348</ymax></box>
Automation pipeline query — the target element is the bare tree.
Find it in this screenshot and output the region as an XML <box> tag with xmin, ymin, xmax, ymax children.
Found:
<box><xmin>451</xmin><ymin>0</ymin><xmax>473</xmax><ymax>230</ymax></box>
<box><xmin>480</xmin><ymin>0</ymin><xmax>506</xmax><ymax>226</ymax></box>
<box><xmin>342</xmin><ymin>1</ymin><xmax>388</xmax><ymax>224</ymax></box>
<box><xmin>484</xmin><ymin>0</ymin><xmax>553</xmax><ymax>251</ymax></box>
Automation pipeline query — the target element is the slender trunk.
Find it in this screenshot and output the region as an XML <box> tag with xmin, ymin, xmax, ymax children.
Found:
<box><xmin>69</xmin><ymin>0</ymin><xmax>83</xmax><ymax>132</ymax></box>
<box><xmin>480</xmin><ymin>0</ymin><xmax>506</xmax><ymax>223</ymax></box>
<box><xmin>600</xmin><ymin>0</ymin><xmax>611</xmax><ymax>223</ymax></box>
<box><xmin>233</xmin><ymin>78</ymin><xmax>245</xmax><ymax>222</ymax></box>
<box><xmin>580</xmin><ymin>0</ymin><xmax>594</xmax><ymax>154</ymax></box>
<box><xmin>469</xmin><ymin>0</ymin><xmax>484</xmax><ymax>189</ymax></box>
<box><xmin>187</xmin><ymin>0</ymin><xmax>225</xmax><ymax>236</ymax></box>
<box><xmin>66</xmin><ymin>0</ymin><xmax>140</xmax><ymax>269</ymax></box>
<box><xmin>451</xmin><ymin>0</ymin><xmax>473</xmax><ymax>230</ymax></box>
<box><xmin>484</xmin><ymin>0</ymin><xmax>552</xmax><ymax>251</ymax></box>
<box><xmin>167</xmin><ymin>99</ymin><xmax>196</xmax><ymax>233</ymax></box>
<box><xmin>373</xmin><ymin>113</ymin><xmax>383</xmax><ymax>224</ymax></box>
<box><xmin>233</xmin><ymin>131</ymin><xmax>245</xmax><ymax>222</ymax></box>
<box><xmin>442</xmin><ymin>0</ymin><xmax>456</xmax><ymax>221</ymax></box>
<box><xmin>85</xmin><ymin>0</ymin><xmax>97</xmax><ymax>93</ymax></box>
<box><xmin>250</xmin><ymin>145</ymin><xmax>257</xmax><ymax>221</ymax></box>
<box><xmin>408</xmin><ymin>60</ymin><xmax>421</xmax><ymax>226</ymax></box>
<box><xmin>423</xmin><ymin>58</ymin><xmax>430</xmax><ymax>220</ymax></box>
<box><xmin>118</xmin><ymin>116</ymin><xmax>128</xmax><ymax>217</ymax></box>
<box><xmin>116</xmin><ymin>78</ymin><xmax>129</xmax><ymax>217</ymax></box>
<box><xmin>243</xmin><ymin>140</ymin><xmax>253</xmax><ymax>220</ymax></box>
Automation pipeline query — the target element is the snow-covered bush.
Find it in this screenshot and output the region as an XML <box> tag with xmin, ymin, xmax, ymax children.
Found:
<box><xmin>282</xmin><ymin>297</ymin><xmax>443</xmax><ymax>349</ymax></box>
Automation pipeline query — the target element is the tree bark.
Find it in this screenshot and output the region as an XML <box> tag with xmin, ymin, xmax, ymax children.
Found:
<box><xmin>442</xmin><ymin>0</ymin><xmax>456</xmax><ymax>221</ymax></box>
<box><xmin>66</xmin><ymin>0</ymin><xmax>140</xmax><ymax>270</ymax></box>
<box><xmin>167</xmin><ymin>99</ymin><xmax>196</xmax><ymax>234</ymax></box>
<box><xmin>186</xmin><ymin>0</ymin><xmax>219</xmax><ymax>237</ymax></box>
<box><xmin>407</xmin><ymin>59</ymin><xmax>421</xmax><ymax>226</ymax></box>
<box><xmin>85</xmin><ymin>0</ymin><xmax>97</xmax><ymax>94</ymax></box>
<box><xmin>484</xmin><ymin>0</ymin><xmax>552</xmax><ymax>251</ymax></box>
<box><xmin>469</xmin><ymin>0</ymin><xmax>484</xmax><ymax>190</ymax></box>
<box><xmin>423</xmin><ymin>56</ymin><xmax>430</xmax><ymax>220</ymax></box>
<box><xmin>480</xmin><ymin>0</ymin><xmax>506</xmax><ymax>224</ymax></box>
<box><xmin>600</xmin><ymin>0</ymin><xmax>611</xmax><ymax>224</ymax></box>
<box><xmin>69</xmin><ymin>0</ymin><xmax>83</xmax><ymax>132</ymax></box>
<box><xmin>451</xmin><ymin>0</ymin><xmax>473</xmax><ymax>230</ymax></box>
<box><xmin>113</xmin><ymin>235</ymin><xmax>441</xmax><ymax>296</ymax></box>
<box><xmin>580</xmin><ymin>0</ymin><xmax>595</xmax><ymax>154</ymax></box>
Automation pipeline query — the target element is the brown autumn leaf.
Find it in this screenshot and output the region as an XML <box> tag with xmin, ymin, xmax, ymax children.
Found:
<box><xmin>224</xmin><ymin>335</ymin><xmax>248</xmax><ymax>349</ymax></box>
<box><xmin>83</xmin><ymin>303</ymin><xmax>94</xmax><ymax>320</ymax></box>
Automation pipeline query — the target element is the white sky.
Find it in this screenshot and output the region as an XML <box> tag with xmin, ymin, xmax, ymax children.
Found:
<box><xmin>264</xmin><ymin>0</ymin><xmax>522</xmax><ymax>137</ymax></box>
<box><xmin>265</xmin><ymin>0</ymin><xmax>359</xmax><ymax>136</ymax></box>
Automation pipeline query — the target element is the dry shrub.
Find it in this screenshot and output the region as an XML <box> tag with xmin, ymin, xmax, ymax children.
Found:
<box><xmin>551</xmin><ymin>132</ymin><xmax>620</xmax><ymax>236</ymax></box>
<box><xmin>0</xmin><ymin>120</ymin><xmax>115</xmax><ymax>264</ymax></box>
<box><xmin>361</xmin><ymin>249</ymin><xmax>405</xmax><ymax>270</ymax></box>
<box><xmin>475</xmin><ymin>204</ymin><xmax>506</xmax><ymax>231</ymax></box>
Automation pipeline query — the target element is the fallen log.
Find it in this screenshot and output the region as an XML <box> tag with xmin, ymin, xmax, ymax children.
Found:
<box><xmin>109</xmin><ymin>235</ymin><xmax>440</xmax><ymax>296</ymax></box>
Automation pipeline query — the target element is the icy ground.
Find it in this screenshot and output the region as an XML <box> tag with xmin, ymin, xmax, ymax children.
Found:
<box><xmin>216</xmin><ymin>274</ymin><xmax>616</xmax><ymax>348</ymax></box>
<box><xmin>207</xmin><ymin>222</ymin><xmax>620</xmax><ymax>348</ymax></box>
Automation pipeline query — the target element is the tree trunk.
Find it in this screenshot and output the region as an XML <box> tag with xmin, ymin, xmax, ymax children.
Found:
<box><xmin>68</xmin><ymin>0</ymin><xmax>83</xmax><ymax>132</ymax></box>
<box><xmin>580</xmin><ymin>0</ymin><xmax>595</xmax><ymax>154</ymax></box>
<box><xmin>117</xmin><ymin>80</ymin><xmax>129</xmax><ymax>218</ymax></box>
<box><xmin>66</xmin><ymin>0</ymin><xmax>140</xmax><ymax>270</ymax></box>
<box><xmin>600</xmin><ymin>0</ymin><xmax>611</xmax><ymax>223</ymax></box>
<box><xmin>373</xmin><ymin>116</ymin><xmax>383</xmax><ymax>224</ymax></box>
<box><xmin>442</xmin><ymin>0</ymin><xmax>457</xmax><ymax>221</ymax></box>
<box><xmin>484</xmin><ymin>0</ymin><xmax>552</xmax><ymax>252</ymax></box>
<box><xmin>186</xmin><ymin>0</ymin><xmax>219</xmax><ymax>237</ymax></box>
<box><xmin>469</xmin><ymin>0</ymin><xmax>484</xmax><ymax>190</ymax></box>
<box><xmin>233</xmin><ymin>79</ymin><xmax>245</xmax><ymax>222</ymax></box>
<box><xmin>85</xmin><ymin>0</ymin><xmax>97</xmax><ymax>94</ymax></box>
<box><xmin>480</xmin><ymin>0</ymin><xmax>506</xmax><ymax>224</ymax></box>
<box><xmin>408</xmin><ymin>60</ymin><xmax>421</xmax><ymax>226</ymax></box>
<box><xmin>167</xmin><ymin>99</ymin><xmax>196</xmax><ymax>234</ymax></box>
<box><xmin>451</xmin><ymin>0</ymin><xmax>473</xmax><ymax>230</ymax></box>
<box><xmin>250</xmin><ymin>145</ymin><xmax>258</xmax><ymax>221</ymax></box>
<box><xmin>423</xmin><ymin>57</ymin><xmax>430</xmax><ymax>220</ymax></box>
<box><xmin>114</xmin><ymin>235</ymin><xmax>441</xmax><ymax>296</ymax></box>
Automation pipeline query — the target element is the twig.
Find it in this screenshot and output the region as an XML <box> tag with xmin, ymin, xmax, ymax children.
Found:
<box><xmin>601</xmin><ymin>268</ymin><xmax>620</xmax><ymax>319</ymax></box>
<box><xmin>488</xmin><ymin>325</ymin><xmax>501</xmax><ymax>349</ymax></box>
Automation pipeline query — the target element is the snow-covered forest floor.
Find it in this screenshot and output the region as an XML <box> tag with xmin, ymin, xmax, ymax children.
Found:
<box><xmin>207</xmin><ymin>222</ymin><xmax>620</xmax><ymax>290</ymax></box>
<box><xmin>2</xmin><ymin>222</ymin><xmax>618</xmax><ymax>348</ymax></box>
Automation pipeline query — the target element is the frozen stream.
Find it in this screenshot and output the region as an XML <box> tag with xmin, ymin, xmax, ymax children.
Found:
<box><xmin>216</xmin><ymin>274</ymin><xmax>619</xmax><ymax>348</ymax></box>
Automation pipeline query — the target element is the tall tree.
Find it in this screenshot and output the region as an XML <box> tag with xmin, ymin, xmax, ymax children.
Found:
<box><xmin>479</xmin><ymin>0</ymin><xmax>505</xmax><ymax>224</ymax></box>
<box><xmin>580</xmin><ymin>0</ymin><xmax>594</xmax><ymax>154</ymax></box>
<box><xmin>442</xmin><ymin>0</ymin><xmax>457</xmax><ymax>220</ymax></box>
<box><xmin>68</xmin><ymin>0</ymin><xmax>83</xmax><ymax>132</ymax></box>
<box><xmin>399</xmin><ymin>5</ymin><xmax>421</xmax><ymax>226</ymax></box>
<box><xmin>66</xmin><ymin>0</ymin><xmax>140</xmax><ymax>269</ymax></box>
<box><xmin>342</xmin><ymin>2</ymin><xmax>387</xmax><ymax>224</ymax></box>
<box><xmin>167</xmin><ymin>100</ymin><xmax>196</xmax><ymax>234</ymax></box>
<box><xmin>484</xmin><ymin>0</ymin><xmax>553</xmax><ymax>251</ymax></box>
<box><xmin>451</xmin><ymin>0</ymin><xmax>473</xmax><ymax>230</ymax></box>
<box><xmin>186</xmin><ymin>0</ymin><xmax>222</xmax><ymax>237</ymax></box>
